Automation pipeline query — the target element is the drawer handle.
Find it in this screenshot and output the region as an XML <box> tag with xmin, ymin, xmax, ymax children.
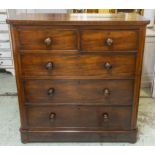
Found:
<box><xmin>103</xmin><ymin>88</ymin><xmax>110</xmax><ymax>97</ymax></box>
<box><xmin>47</xmin><ymin>88</ymin><xmax>55</xmax><ymax>96</ymax></box>
<box><xmin>104</xmin><ymin>62</ymin><xmax>112</xmax><ymax>70</ymax></box>
<box><xmin>44</xmin><ymin>37</ymin><xmax>52</xmax><ymax>46</ymax></box>
<box><xmin>49</xmin><ymin>112</ymin><xmax>56</xmax><ymax>120</ymax></box>
<box><xmin>45</xmin><ymin>62</ymin><xmax>53</xmax><ymax>70</ymax></box>
<box><xmin>106</xmin><ymin>38</ymin><xmax>113</xmax><ymax>46</ymax></box>
<box><xmin>102</xmin><ymin>113</ymin><xmax>109</xmax><ymax>122</ymax></box>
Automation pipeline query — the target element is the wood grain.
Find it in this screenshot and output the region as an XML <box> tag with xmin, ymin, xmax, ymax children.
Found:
<box><xmin>18</xmin><ymin>27</ymin><xmax>78</xmax><ymax>50</ymax></box>
<box><xmin>21</xmin><ymin>53</ymin><xmax>136</xmax><ymax>78</ymax></box>
<box><xmin>6</xmin><ymin>13</ymin><xmax>150</xmax><ymax>26</ymax></box>
<box><xmin>27</xmin><ymin>105</ymin><xmax>132</xmax><ymax>130</ymax></box>
<box><xmin>81</xmin><ymin>30</ymin><xmax>138</xmax><ymax>51</ymax></box>
<box><xmin>7</xmin><ymin>13</ymin><xmax>149</xmax><ymax>143</ymax></box>
<box><xmin>24</xmin><ymin>79</ymin><xmax>134</xmax><ymax>105</ymax></box>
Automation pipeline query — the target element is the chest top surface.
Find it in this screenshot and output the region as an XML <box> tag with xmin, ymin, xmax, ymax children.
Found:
<box><xmin>6</xmin><ymin>13</ymin><xmax>149</xmax><ymax>26</ymax></box>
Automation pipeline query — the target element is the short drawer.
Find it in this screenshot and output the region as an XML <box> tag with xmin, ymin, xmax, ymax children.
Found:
<box><xmin>0</xmin><ymin>59</ymin><xmax>12</xmax><ymax>66</ymax></box>
<box><xmin>21</xmin><ymin>53</ymin><xmax>136</xmax><ymax>78</ymax></box>
<box><xmin>27</xmin><ymin>105</ymin><xmax>131</xmax><ymax>130</ymax></box>
<box><xmin>18</xmin><ymin>27</ymin><xmax>78</xmax><ymax>50</ymax></box>
<box><xmin>24</xmin><ymin>79</ymin><xmax>134</xmax><ymax>106</ymax></box>
<box><xmin>81</xmin><ymin>30</ymin><xmax>138</xmax><ymax>51</ymax></box>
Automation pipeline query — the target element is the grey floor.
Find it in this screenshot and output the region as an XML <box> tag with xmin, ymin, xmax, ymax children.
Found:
<box><xmin>0</xmin><ymin>72</ymin><xmax>155</xmax><ymax>146</ymax></box>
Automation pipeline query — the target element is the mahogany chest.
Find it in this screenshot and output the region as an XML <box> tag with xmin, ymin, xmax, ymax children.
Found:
<box><xmin>7</xmin><ymin>13</ymin><xmax>149</xmax><ymax>143</ymax></box>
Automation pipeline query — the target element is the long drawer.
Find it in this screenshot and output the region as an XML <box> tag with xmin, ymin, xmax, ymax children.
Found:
<box><xmin>81</xmin><ymin>30</ymin><xmax>138</xmax><ymax>51</ymax></box>
<box><xmin>17</xmin><ymin>27</ymin><xmax>78</xmax><ymax>50</ymax></box>
<box><xmin>24</xmin><ymin>79</ymin><xmax>134</xmax><ymax>105</ymax></box>
<box><xmin>27</xmin><ymin>105</ymin><xmax>132</xmax><ymax>130</ymax></box>
<box><xmin>21</xmin><ymin>53</ymin><xmax>136</xmax><ymax>78</ymax></box>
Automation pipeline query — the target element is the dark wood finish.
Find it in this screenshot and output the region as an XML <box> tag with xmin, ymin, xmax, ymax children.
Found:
<box><xmin>131</xmin><ymin>27</ymin><xmax>147</xmax><ymax>128</ymax></box>
<box><xmin>10</xmin><ymin>26</ymin><xmax>28</xmax><ymax>129</ymax></box>
<box><xmin>7</xmin><ymin>13</ymin><xmax>149</xmax><ymax>143</ymax></box>
<box><xmin>21</xmin><ymin>53</ymin><xmax>136</xmax><ymax>78</ymax></box>
<box><xmin>18</xmin><ymin>27</ymin><xmax>78</xmax><ymax>50</ymax></box>
<box><xmin>21</xmin><ymin>128</ymin><xmax>137</xmax><ymax>143</ymax></box>
<box><xmin>81</xmin><ymin>30</ymin><xmax>138</xmax><ymax>51</ymax></box>
<box><xmin>24</xmin><ymin>79</ymin><xmax>134</xmax><ymax>105</ymax></box>
<box><xmin>6</xmin><ymin>13</ymin><xmax>149</xmax><ymax>26</ymax></box>
<box><xmin>26</xmin><ymin>105</ymin><xmax>131</xmax><ymax>130</ymax></box>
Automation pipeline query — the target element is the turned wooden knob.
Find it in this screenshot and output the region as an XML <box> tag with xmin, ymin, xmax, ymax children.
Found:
<box><xmin>45</xmin><ymin>62</ymin><xmax>53</xmax><ymax>70</ymax></box>
<box><xmin>49</xmin><ymin>112</ymin><xmax>56</xmax><ymax>120</ymax></box>
<box><xmin>47</xmin><ymin>88</ymin><xmax>55</xmax><ymax>96</ymax></box>
<box><xmin>103</xmin><ymin>88</ymin><xmax>110</xmax><ymax>97</ymax></box>
<box><xmin>44</xmin><ymin>37</ymin><xmax>52</xmax><ymax>46</ymax></box>
<box><xmin>102</xmin><ymin>113</ymin><xmax>109</xmax><ymax>122</ymax></box>
<box><xmin>106</xmin><ymin>38</ymin><xmax>113</xmax><ymax>46</ymax></box>
<box><xmin>104</xmin><ymin>62</ymin><xmax>112</xmax><ymax>70</ymax></box>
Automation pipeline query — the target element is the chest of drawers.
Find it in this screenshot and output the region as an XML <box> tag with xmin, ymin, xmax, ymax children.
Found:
<box><xmin>7</xmin><ymin>13</ymin><xmax>149</xmax><ymax>143</ymax></box>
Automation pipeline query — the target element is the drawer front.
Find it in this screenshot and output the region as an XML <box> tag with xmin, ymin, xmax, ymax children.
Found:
<box><xmin>24</xmin><ymin>79</ymin><xmax>134</xmax><ymax>105</ymax></box>
<box><xmin>81</xmin><ymin>30</ymin><xmax>138</xmax><ymax>51</ymax></box>
<box><xmin>18</xmin><ymin>28</ymin><xmax>78</xmax><ymax>50</ymax></box>
<box><xmin>27</xmin><ymin>105</ymin><xmax>131</xmax><ymax>130</ymax></box>
<box><xmin>21</xmin><ymin>53</ymin><xmax>136</xmax><ymax>78</ymax></box>
<box><xmin>0</xmin><ymin>52</ymin><xmax>11</xmax><ymax>58</ymax></box>
<box><xmin>0</xmin><ymin>59</ymin><xmax>12</xmax><ymax>66</ymax></box>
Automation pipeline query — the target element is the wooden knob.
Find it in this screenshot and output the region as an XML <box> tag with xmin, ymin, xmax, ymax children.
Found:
<box><xmin>49</xmin><ymin>112</ymin><xmax>56</xmax><ymax>120</ymax></box>
<box><xmin>44</xmin><ymin>37</ymin><xmax>52</xmax><ymax>46</ymax></box>
<box><xmin>104</xmin><ymin>62</ymin><xmax>112</xmax><ymax>70</ymax></box>
<box><xmin>102</xmin><ymin>113</ymin><xmax>109</xmax><ymax>122</ymax></box>
<box><xmin>45</xmin><ymin>62</ymin><xmax>53</xmax><ymax>70</ymax></box>
<box><xmin>47</xmin><ymin>88</ymin><xmax>55</xmax><ymax>96</ymax></box>
<box><xmin>106</xmin><ymin>38</ymin><xmax>113</xmax><ymax>46</ymax></box>
<box><xmin>103</xmin><ymin>88</ymin><xmax>110</xmax><ymax>97</ymax></box>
